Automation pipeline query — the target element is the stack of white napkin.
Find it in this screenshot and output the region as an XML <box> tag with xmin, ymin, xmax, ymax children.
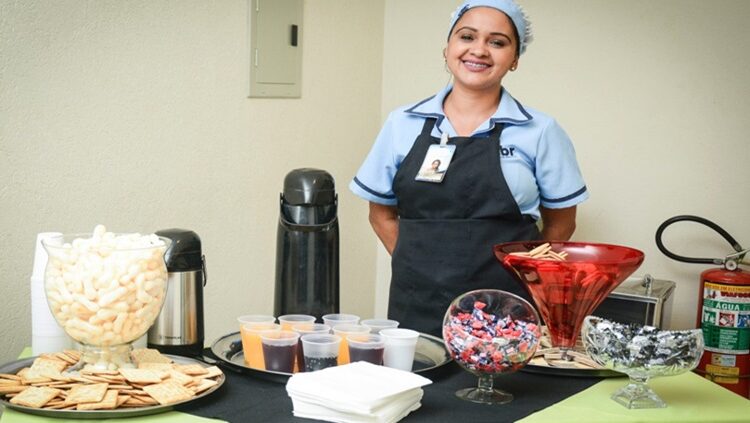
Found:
<box><xmin>286</xmin><ymin>361</ymin><xmax>432</xmax><ymax>423</ymax></box>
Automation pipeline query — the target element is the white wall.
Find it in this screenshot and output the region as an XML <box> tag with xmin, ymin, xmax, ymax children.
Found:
<box><xmin>377</xmin><ymin>0</ymin><xmax>750</xmax><ymax>329</ymax></box>
<box><xmin>0</xmin><ymin>0</ymin><xmax>383</xmax><ymax>364</ymax></box>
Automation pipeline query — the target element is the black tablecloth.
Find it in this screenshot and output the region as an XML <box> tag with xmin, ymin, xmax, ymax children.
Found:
<box><xmin>177</xmin><ymin>351</ymin><xmax>602</xmax><ymax>423</ymax></box>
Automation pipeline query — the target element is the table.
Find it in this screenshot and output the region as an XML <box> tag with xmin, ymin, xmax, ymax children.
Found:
<box><xmin>1</xmin><ymin>350</ymin><xmax>748</xmax><ymax>423</ymax></box>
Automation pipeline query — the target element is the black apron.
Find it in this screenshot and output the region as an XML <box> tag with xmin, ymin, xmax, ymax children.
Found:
<box><xmin>388</xmin><ymin>118</ymin><xmax>540</xmax><ymax>337</ymax></box>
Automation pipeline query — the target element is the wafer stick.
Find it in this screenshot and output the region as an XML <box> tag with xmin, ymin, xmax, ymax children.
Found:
<box><xmin>509</xmin><ymin>243</ymin><xmax>569</xmax><ymax>261</ymax></box>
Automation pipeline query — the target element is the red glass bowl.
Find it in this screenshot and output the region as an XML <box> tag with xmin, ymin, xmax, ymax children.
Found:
<box><xmin>494</xmin><ymin>242</ymin><xmax>644</xmax><ymax>353</ymax></box>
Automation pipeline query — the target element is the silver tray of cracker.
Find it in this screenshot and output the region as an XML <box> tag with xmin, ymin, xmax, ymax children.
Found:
<box><xmin>0</xmin><ymin>349</ymin><xmax>224</xmax><ymax>419</ymax></box>
<box><xmin>522</xmin><ymin>326</ymin><xmax>622</xmax><ymax>378</ymax></box>
<box><xmin>210</xmin><ymin>331</ymin><xmax>451</xmax><ymax>383</ymax></box>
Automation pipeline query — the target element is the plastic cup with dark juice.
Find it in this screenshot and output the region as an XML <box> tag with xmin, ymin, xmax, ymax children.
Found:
<box><xmin>332</xmin><ymin>324</ymin><xmax>371</xmax><ymax>365</ymax></box>
<box><xmin>301</xmin><ymin>334</ymin><xmax>341</xmax><ymax>372</ymax></box>
<box><xmin>260</xmin><ymin>330</ymin><xmax>300</xmax><ymax>373</ymax></box>
<box><xmin>348</xmin><ymin>333</ymin><xmax>385</xmax><ymax>365</ymax></box>
<box><xmin>361</xmin><ymin>318</ymin><xmax>399</xmax><ymax>334</ymax></box>
<box><xmin>292</xmin><ymin>323</ymin><xmax>331</xmax><ymax>372</ymax></box>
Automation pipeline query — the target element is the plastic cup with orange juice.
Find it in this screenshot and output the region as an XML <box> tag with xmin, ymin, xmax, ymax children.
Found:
<box><xmin>238</xmin><ymin>315</ymin><xmax>278</xmax><ymax>370</ymax></box>
<box><xmin>278</xmin><ymin>314</ymin><xmax>316</xmax><ymax>331</ymax></box>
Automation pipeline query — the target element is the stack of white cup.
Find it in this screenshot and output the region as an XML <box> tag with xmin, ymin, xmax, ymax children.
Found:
<box><xmin>31</xmin><ymin>232</ymin><xmax>72</xmax><ymax>355</ymax></box>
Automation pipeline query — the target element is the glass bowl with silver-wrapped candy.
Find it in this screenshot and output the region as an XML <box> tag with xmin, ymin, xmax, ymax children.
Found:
<box><xmin>581</xmin><ymin>315</ymin><xmax>704</xmax><ymax>409</ymax></box>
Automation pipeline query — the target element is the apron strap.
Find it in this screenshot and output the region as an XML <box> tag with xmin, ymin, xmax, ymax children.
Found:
<box><xmin>419</xmin><ymin>118</ymin><xmax>437</xmax><ymax>137</ymax></box>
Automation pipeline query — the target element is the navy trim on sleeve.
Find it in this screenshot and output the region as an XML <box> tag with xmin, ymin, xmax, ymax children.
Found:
<box><xmin>541</xmin><ymin>186</ymin><xmax>588</xmax><ymax>203</ymax></box>
<box><xmin>353</xmin><ymin>177</ymin><xmax>396</xmax><ymax>200</ymax></box>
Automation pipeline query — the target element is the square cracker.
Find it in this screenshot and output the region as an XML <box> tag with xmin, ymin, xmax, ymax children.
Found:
<box><xmin>19</xmin><ymin>370</ymin><xmax>52</xmax><ymax>385</ymax></box>
<box><xmin>191</xmin><ymin>378</ymin><xmax>218</xmax><ymax>394</ymax></box>
<box><xmin>174</xmin><ymin>364</ymin><xmax>207</xmax><ymax>376</ymax></box>
<box><xmin>138</xmin><ymin>362</ymin><xmax>174</xmax><ymax>372</ymax></box>
<box><xmin>118</xmin><ymin>368</ymin><xmax>163</xmax><ymax>384</ymax></box>
<box><xmin>63</xmin><ymin>383</ymin><xmax>108</xmax><ymax>406</ymax></box>
<box><xmin>31</xmin><ymin>357</ymin><xmax>68</xmax><ymax>374</ymax></box>
<box><xmin>131</xmin><ymin>348</ymin><xmax>172</xmax><ymax>365</ymax></box>
<box><xmin>167</xmin><ymin>370</ymin><xmax>194</xmax><ymax>386</ymax></box>
<box><xmin>0</xmin><ymin>373</ymin><xmax>22</xmax><ymax>381</ymax></box>
<box><xmin>196</xmin><ymin>366</ymin><xmax>222</xmax><ymax>379</ymax></box>
<box><xmin>54</xmin><ymin>352</ymin><xmax>78</xmax><ymax>365</ymax></box>
<box><xmin>0</xmin><ymin>384</ymin><xmax>29</xmax><ymax>394</ymax></box>
<box><xmin>76</xmin><ymin>390</ymin><xmax>119</xmax><ymax>410</ymax></box>
<box><xmin>9</xmin><ymin>386</ymin><xmax>60</xmax><ymax>408</ymax></box>
<box><xmin>116</xmin><ymin>394</ymin><xmax>131</xmax><ymax>407</ymax></box>
<box><xmin>142</xmin><ymin>380</ymin><xmax>194</xmax><ymax>405</ymax></box>
<box><xmin>63</xmin><ymin>349</ymin><xmax>82</xmax><ymax>361</ymax></box>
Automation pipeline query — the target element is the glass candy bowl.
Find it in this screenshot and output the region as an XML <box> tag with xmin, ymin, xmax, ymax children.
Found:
<box><xmin>494</xmin><ymin>241</ymin><xmax>644</xmax><ymax>360</ymax></box>
<box><xmin>582</xmin><ymin>316</ymin><xmax>704</xmax><ymax>409</ymax></box>
<box><xmin>42</xmin><ymin>231</ymin><xmax>170</xmax><ymax>371</ymax></box>
<box><xmin>443</xmin><ymin>289</ymin><xmax>541</xmax><ymax>404</ymax></box>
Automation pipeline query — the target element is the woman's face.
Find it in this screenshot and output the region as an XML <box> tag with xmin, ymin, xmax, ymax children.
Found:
<box><xmin>445</xmin><ymin>7</ymin><xmax>518</xmax><ymax>93</ymax></box>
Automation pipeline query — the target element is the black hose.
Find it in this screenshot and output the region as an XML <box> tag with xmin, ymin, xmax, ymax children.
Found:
<box><xmin>655</xmin><ymin>215</ymin><xmax>743</xmax><ymax>264</ymax></box>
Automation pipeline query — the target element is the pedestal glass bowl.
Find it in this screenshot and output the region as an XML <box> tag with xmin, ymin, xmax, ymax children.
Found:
<box><xmin>494</xmin><ymin>241</ymin><xmax>644</xmax><ymax>360</ymax></box>
<box><xmin>582</xmin><ymin>316</ymin><xmax>704</xmax><ymax>408</ymax></box>
<box><xmin>42</xmin><ymin>231</ymin><xmax>170</xmax><ymax>370</ymax></box>
<box><xmin>443</xmin><ymin>289</ymin><xmax>541</xmax><ymax>404</ymax></box>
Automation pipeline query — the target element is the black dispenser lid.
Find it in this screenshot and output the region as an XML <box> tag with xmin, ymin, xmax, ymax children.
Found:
<box><xmin>155</xmin><ymin>228</ymin><xmax>203</xmax><ymax>272</ymax></box>
<box><xmin>282</xmin><ymin>168</ymin><xmax>336</xmax><ymax>206</ymax></box>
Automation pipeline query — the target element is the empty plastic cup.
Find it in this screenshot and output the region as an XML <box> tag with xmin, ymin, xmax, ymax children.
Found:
<box><xmin>301</xmin><ymin>334</ymin><xmax>341</xmax><ymax>371</ymax></box>
<box><xmin>381</xmin><ymin>328</ymin><xmax>420</xmax><ymax>371</ymax></box>
<box><xmin>260</xmin><ymin>330</ymin><xmax>300</xmax><ymax>373</ymax></box>
<box><xmin>322</xmin><ymin>313</ymin><xmax>360</xmax><ymax>329</ymax></box>
<box><xmin>361</xmin><ymin>318</ymin><xmax>400</xmax><ymax>334</ymax></box>
<box><xmin>333</xmin><ymin>324</ymin><xmax>371</xmax><ymax>365</ymax></box>
<box><xmin>278</xmin><ymin>314</ymin><xmax>316</xmax><ymax>331</ymax></box>
<box><xmin>292</xmin><ymin>323</ymin><xmax>331</xmax><ymax>372</ymax></box>
<box><xmin>240</xmin><ymin>322</ymin><xmax>280</xmax><ymax>370</ymax></box>
<box><xmin>348</xmin><ymin>333</ymin><xmax>385</xmax><ymax>365</ymax></box>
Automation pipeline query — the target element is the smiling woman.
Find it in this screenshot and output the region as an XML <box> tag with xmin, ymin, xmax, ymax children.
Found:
<box><xmin>349</xmin><ymin>0</ymin><xmax>589</xmax><ymax>337</ymax></box>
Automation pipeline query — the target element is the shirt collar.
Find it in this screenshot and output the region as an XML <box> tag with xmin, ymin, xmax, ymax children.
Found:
<box><xmin>405</xmin><ymin>85</ymin><xmax>534</xmax><ymax>132</ymax></box>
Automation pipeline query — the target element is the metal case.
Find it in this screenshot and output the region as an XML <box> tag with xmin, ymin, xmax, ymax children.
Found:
<box><xmin>593</xmin><ymin>275</ymin><xmax>675</xmax><ymax>328</ymax></box>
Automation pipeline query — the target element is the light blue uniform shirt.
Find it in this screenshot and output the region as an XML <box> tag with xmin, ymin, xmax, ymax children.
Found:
<box><xmin>350</xmin><ymin>86</ymin><xmax>588</xmax><ymax>220</ymax></box>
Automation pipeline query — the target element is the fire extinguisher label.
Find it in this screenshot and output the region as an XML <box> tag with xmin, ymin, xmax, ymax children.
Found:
<box><xmin>705</xmin><ymin>363</ymin><xmax>740</xmax><ymax>384</ymax></box>
<box><xmin>702</xmin><ymin>282</ymin><xmax>750</xmax><ymax>354</ymax></box>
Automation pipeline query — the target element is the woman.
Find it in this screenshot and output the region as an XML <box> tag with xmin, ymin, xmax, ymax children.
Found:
<box><xmin>350</xmin><ymin>0</ymin><xmax>588</xmax><ymax>336</ymax></box>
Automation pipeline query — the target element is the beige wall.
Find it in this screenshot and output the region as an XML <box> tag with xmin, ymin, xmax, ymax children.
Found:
<box><xmin>0</xmin><ymin>0</ymin><xmax>383</xmax><ymax>364</ymax></box>
<box><xmin>377</xmin><ymin>0</ymin><xmax>750</xmax><ymax>329</ymax></box>
<box><xmin>2</xmin><ymin>0</ymin><xmax>749</xmax><ymax>366</ymax></box>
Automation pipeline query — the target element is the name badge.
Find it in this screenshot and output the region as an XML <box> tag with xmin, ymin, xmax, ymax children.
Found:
<box><xmin>415</xmin><ymin>133</ymin><xmax>455</xmax><ymax>183</ymax></box>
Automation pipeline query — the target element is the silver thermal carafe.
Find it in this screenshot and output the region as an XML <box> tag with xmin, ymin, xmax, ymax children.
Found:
<box><xmin>148</xmin><ymin>229</ymin><xmax>205</xmax><ymax>357</ymax></box>
<box><xmin>275</xmin><ymin>168</ymin><xmax>339</xmax><ymax>317</ymax></box>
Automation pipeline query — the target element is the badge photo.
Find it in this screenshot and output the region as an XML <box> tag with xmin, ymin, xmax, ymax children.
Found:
<box><xmin>415</xmin><ymin>144</ymin><xmax>455</xmax><ymax>183</ymax></box>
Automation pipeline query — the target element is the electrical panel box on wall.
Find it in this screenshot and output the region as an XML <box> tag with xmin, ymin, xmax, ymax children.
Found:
<box><xmin>248</xmin><ymin>0</ymin><xmax>303</xmax><ymax>98</ymax></box>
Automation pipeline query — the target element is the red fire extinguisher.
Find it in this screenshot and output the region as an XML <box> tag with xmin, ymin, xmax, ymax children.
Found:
<box><xmin>656</xmin><ymin>215</ymin><xmax>750</xmax><ymax>398</ymax></box>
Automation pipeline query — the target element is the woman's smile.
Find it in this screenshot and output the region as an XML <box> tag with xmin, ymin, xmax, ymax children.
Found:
<box><xmin>462</xmin><ymin>59</ymin><xmax>492</xmax><ymax>71</ymax></box>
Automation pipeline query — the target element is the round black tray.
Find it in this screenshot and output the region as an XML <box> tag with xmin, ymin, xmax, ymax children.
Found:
<box><xmin>209</xmin><ymin>331</ymin><xmax>452</xmax><ymax>383</ymax></box>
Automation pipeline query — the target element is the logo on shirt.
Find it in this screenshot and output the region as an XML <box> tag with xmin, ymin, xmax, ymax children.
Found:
<box><xmin>500</xmin><ymin>146</ymin><xmax>516</xmax><ymax>157</ymax></box>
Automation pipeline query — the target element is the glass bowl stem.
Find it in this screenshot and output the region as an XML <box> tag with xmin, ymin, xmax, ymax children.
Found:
<box><xmin>455</xmin><ymin>373</ymin><xmax>513</xmax><ymax>405</ymax></box>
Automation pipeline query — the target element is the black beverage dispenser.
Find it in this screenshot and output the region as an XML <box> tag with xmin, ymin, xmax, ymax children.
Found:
<box><xmin>275</xmin><ymin>168</ymin><xmax>339</xmax><ymax>317</ymax></box>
